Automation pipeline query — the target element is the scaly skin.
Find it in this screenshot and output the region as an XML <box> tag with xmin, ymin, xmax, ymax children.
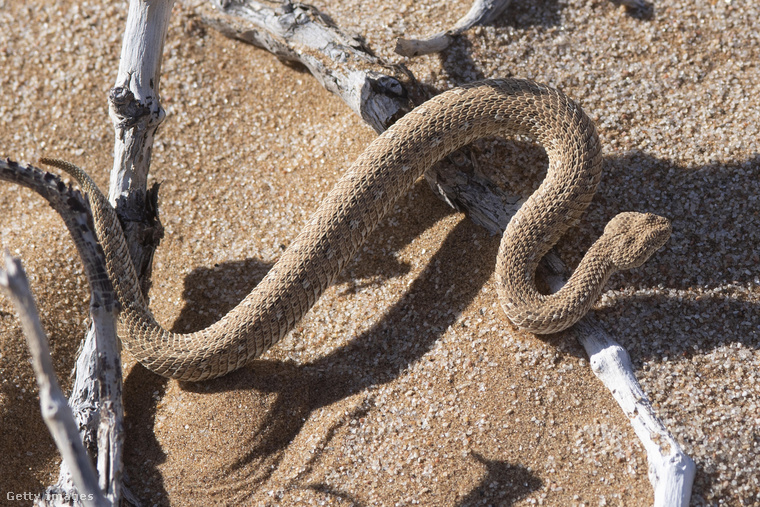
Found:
<box><xmin>42</xmin><ymin>79</ymin><xmax>671</xmax><ymax>381</ymax></box>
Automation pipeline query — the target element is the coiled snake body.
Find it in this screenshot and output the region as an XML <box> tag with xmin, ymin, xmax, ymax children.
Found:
<box><xmin>42</xmin><ymin>79</ymin><xmax>671</xmax><ymax>381</ymax></box>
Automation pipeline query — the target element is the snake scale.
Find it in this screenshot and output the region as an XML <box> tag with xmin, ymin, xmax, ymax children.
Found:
<box><xmin>41</xmin><ymin>79</ymin><xmax>671</xmax><ymax>381</ymax></box>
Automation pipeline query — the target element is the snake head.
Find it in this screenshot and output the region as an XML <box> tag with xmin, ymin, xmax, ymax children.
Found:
<box><xmin>604</xmin><ymin>212</ymin><xmax>672</xmax><ymax>270</ymax></box>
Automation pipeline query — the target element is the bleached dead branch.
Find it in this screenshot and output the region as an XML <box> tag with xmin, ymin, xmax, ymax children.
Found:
<box><xmin>395</xmin><ymin>0</ymin><xmax>653</xmax><ymax>57</ymax></box>
<box><xmin>0</xmin><ymin>254</ymin><xmax>109</xmax><ymax>507</ymax></box>
<box><xmin>0</xmin><ymin>159</ymin><xmax>122</xmax><ymax>506</ymax></box>
<box><xmin>395</xmin><ymin>0</ymin><xmax>512</xmax><ymax>57</ymax></box>
<box><xmin>206</xmin><ymin>0</ymin><xmax>415</xmax><ymax>133</ymax></box>
<box><xmin>1</xmin><ymin>1</ymin><xmax>172</xmax><ymax>504</ymax></box>
<box><xmin>540</xmin><ymin>254</ymin><xmax>696</xmax><ymax>507</ymax></box>
<box><xmin>107</xmin><ymin>0</ymin><xmax>173</xmax><ymax>297</ymax></box>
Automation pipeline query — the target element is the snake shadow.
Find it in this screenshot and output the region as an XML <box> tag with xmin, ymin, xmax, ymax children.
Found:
<box><xmin>185</xmin><ymin>182</ymin><xmax>503</xmax><ymax>470</ymax></box>
<box><xmin>551</xmin><ymin>149</ymin><xmax>760</xmax><ymax>360</ymax></box>
<box><xmin>122</xmin><ymin>176</ymin><xmax>546</xmax><ymax>503</ymax></box>
<box><xmin>457</xmin><ymin>453</ymin><xmax>543</xmax><ymax>506</ymax></box>
<box><xmin>125</xmin><ymin>176</ymin><xmax>552</xmax><ymax>505</ymax></box>
<box><xmin>122</xmin><ymin>150</ymin><xmax>759</xmax><ymax>504</ymax></box>
<box><xmin>305</xmin><ymin>453</ymin><xmax>541</xmax><ymax>506</ymax></box>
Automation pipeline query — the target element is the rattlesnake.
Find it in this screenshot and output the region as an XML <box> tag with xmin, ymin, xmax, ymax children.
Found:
<box><xmin>41</xmin><ymin>79</ymin><xmax>671</xmax><ymax>382</ymax></box>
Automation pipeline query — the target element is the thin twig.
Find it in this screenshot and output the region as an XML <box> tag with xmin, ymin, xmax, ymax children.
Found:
<box><xmin>395</xmin><ymin>0</ymin><xmax>512</xmax><ymax>57</ymax></box>
<box><xmin>0</xmin><ymin>254</ymin><xmax>109</xmax><ymax>507</ymax></box>
<box><xmin>395</xmin><ymin>0</ymin><xmax>653</xmax><ymax>57</ymax></box>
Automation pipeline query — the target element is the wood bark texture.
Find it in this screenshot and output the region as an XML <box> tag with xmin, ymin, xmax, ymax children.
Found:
<box><xmin>0</xmin><ymin>256</ymin><xmax>108</xmax><ymax>507</ymax></box>
<box><xmin>206</xmin><ymin>0</ymin><xmax>416</xmax><ymax>133</ymax></box>
<box><xmin>0</xmin><ymin>159</ymin><xmax>122</xmax><ymax>507</ymax></box>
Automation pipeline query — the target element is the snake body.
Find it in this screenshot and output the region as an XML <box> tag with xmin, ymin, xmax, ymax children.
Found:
<box><xmin>42</xmin><ymin>79</ymin><xmax>671</xmax><ymax>381</ymax></box>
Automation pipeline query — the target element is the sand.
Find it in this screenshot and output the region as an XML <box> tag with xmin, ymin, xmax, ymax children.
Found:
<box><xmin>0</xmin><ymin>0</ymin><xmax>758</xmax><ymax>505</ymax></box>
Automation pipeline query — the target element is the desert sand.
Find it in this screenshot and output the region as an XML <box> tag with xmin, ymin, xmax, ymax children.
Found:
<box><xmin>0</xmin><ymin>0</ymin><xmax>758</xmax><ymax>505</ymax></box>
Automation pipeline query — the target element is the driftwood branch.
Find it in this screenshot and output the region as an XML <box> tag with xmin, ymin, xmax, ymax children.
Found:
<box><xmin>2</xmin><ymin>1</ymin><xmax>181</xmax><ymax>503</ymax></box>
<box><xmin>436</xmin><ymin>171</ymin><xmax>697</xmax><ymax>504</ymax></box>
<box><xmin>108</xmin><ymin>0</ymin><xmax>172</xmax><ymax>297</ymax></box>
<box><xmin>110</xmin><ymin>0</ymin><xmax>173</xmax><ymax>202</ymax></box>
<box><xmin>395</xmin><ymin>0</ymin><xmax>653</xmax><ymax>57</ymax></box>
<box><xmin>28</xmin><ymin>0</ymin><xmax>178</xmax><ymax>503</ymax></box>
<box><xmin>0</xmin><ymin>159</ymin><xmax>123</xmax><ymax>506</ymax></box>
<box><xmin>206</xmin><ymin>0</ymin><xmax>416</xmax><ymax>133</ymax></box>
<box><xmin>0</xmin><ymin>255</ymin><xmax>108</xmax><ymax>507</ymax></box>
<box><xmin>207</xmin><ymin>2</ymin><xmax>692</xmax><ymax>503</ymax></box>
<box><xmin>395</xmin><ymin>0</ymin><xmax>512</xmax><ymax>57</ymax></box>
<box><xmin>0</xmin><ymin>1</ymin><xmax>172</xmax><ymax>504</ymax></box>
<box><xmin>539</xmin><ymin>255</ymin><xmax>696</xmax><ymax>506</ymax></box>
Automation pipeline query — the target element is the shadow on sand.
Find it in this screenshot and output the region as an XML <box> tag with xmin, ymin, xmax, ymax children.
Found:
<box><xmin>122</xmin><ymin>142</ymin><xmax>759</xmax><ymax>504</ymax></box>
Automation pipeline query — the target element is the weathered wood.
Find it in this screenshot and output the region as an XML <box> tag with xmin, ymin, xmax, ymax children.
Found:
<box><xmin>0</xmin><ymin>255</ymin><xmax>109</xmax><ymax>507</ymax></box>
<box><xmin>0</xmin><ymin>159</ymin><xmax>122</xmax><ymax>507</ymax></box>
<box><xmin>0</xmin><ymin>2</ymin><xmax>174</xmax><ymax>504</ymax></box>
<box><xmin>108</xmin><ymin>0</ymin><xmax>172</xmax><ymax>297</ymax></box>
<box><xmin>205</xmin><ymin>0</ymin><xmax>525</xmax><ymax>233</ymax></box>
<box><xmin>395</xmin><ymin>0</ymin><xmax>513</xmax><ymax>57</ymax></box>
<box><xmin>539</xmin><ymin>254</ymin><xmax>696</xmax><ymax>507</ymax></box>
<box><xmin>395</xmin><ymin>0</ymin><xmax>653</xmax><ymax>57</ymax></box>
<box><xmin>206</xmin><ymin>0</ymin><xmax>416</xmax><ymax>133</ymax></box>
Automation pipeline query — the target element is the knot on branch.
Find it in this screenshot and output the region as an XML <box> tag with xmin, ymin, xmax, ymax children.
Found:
<box><xmin>109</xmin><ymin>86</ymin><xmax>154</xmax><ymax>129</ymax></box>
<box><xmin>360</xmin><ymin>72</ymin><xmax>413</xmax><ymax>132</ymax></box>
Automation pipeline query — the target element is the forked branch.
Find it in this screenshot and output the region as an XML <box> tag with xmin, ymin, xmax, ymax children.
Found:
<box><xmin>0</xmin><ymin>159</ymin><xmax>122</xmax><ymax>507</ymax></box>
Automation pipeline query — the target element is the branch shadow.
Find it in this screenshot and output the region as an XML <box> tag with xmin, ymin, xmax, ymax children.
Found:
<box><xmin>430</xmin><ymin>0</ymin><xmax>564</xmax><ymax>90</ymax></box>
<box><xmin>608</xmin><ymin>0</ymin><xmax>655</xmax><ymax>20</ymax></box>
<box><xmin>436</xmin><ymin>0</ymin><xmax>653</xmax><ymax>85</ymax></box>
<box><xmin>0</xmin><ymin>331</ymin><xmax>60</xmax><ymax>497</ymax></box>
<box><xmin>440</xmin><ymin>36</ymin><xmax>487</xmax><ymax>85</ymax></box>
<box><xmin>122</xmin><ymin>363</ymin><xmax>170</xmax><ymax>504</ymax></box>
<box><xmin>301</xmin><ymin>453</ymin><xmax>542</xmax><ymax>506</ymax></box>
<box><xmin>492</xmin><ymin>0</ymin><xmax>564</xmax><ymax>30</ymax></box>
<box><xmin>458</xmin><ymin>452</ymin><xmax>543</xmax><ymax>506</ymax></box>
